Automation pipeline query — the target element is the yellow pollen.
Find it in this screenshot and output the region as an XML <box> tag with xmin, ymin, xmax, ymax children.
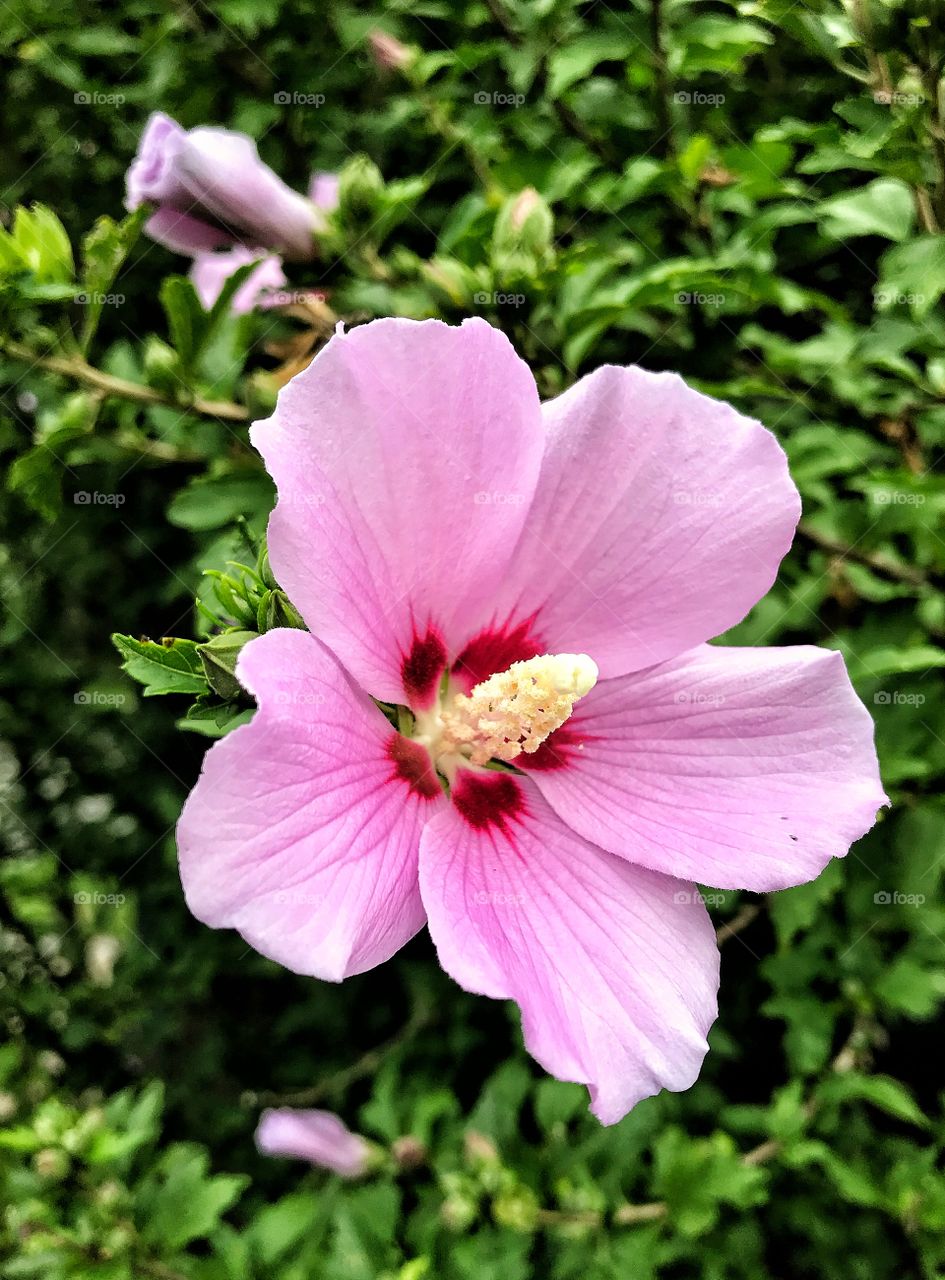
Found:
<box><xmin>440</xmin><ymin>653</ymin><xmax>598</xmax><ymax>766</ymax></box>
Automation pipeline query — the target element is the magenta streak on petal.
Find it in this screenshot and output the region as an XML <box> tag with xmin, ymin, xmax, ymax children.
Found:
<box><xmin>401</xmin><ymin>628</ymin><xmax>447</xmax><ymax>709</ymax></box>
<box><xmin>387</xmin><ymin>733</ymin><xmax>441</xmax><ymax>799</ymax></box>
<box><xmin>517</xmin><ymin>723</ymin><xmax>592</xmax><ymax>772</ymax></box>
<box><xmin>452</xmin><ymin>769</ymin><xmax>526</xmax><ymax>834</ymax></box>
<box><xmin>450</xmin><ymin>615</ymin><xmax>543</xmax><ymax>694</ymax></box>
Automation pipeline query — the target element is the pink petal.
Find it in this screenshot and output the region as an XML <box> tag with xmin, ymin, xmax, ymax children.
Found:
<box><xmin>252</xmin><ymin>318</ymin><xmax>544</xmax><ymax>708</ymax></box>
<box><xmin>419</xmin><ymin>770</ymin><xmax>719</xmax><ymax>1124</ymax></box>
<box><xmin>190</xmin><ymin>247</ymin><xmax>287</xmax><ymax>315</ymax></box>
<box><xmin>125</xmin><ymin>111</ymin><xmax>189</xmax><ymax>208</ymax></box>
<box><xmin>177</xmin><ymin>629</ymin><xmax>443</xmax><ymax>980</ymax></box>
<box><xmin>522</xmin><ymin>644</ymin><xmax>887</xmax><ymax>891</ymax></box>
<box><xmin>143</xmin><ymin>208</ymin><xmax>235</xmax><ymax>256</ymax></box>
<box><xmin>479</xmin><ymin>365</ymin><xmax>801</xmax><ymax>678</ymax></box>
<box><xmin>309</xmin><ymin>171</ymin><xmax>340</xmax><ymax>211</ymax></box>
<box><xmin>255</xmin><ymin>1108</ymin><xmax>370</xmax><ymax>1176</ymax></box>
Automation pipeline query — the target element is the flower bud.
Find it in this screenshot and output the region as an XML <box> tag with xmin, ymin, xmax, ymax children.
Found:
<box><xmin>197</xmin><ymin>631</ymin><xmax>256</xmax><ymax>702</ymax></box>
<box><xmin>255</xmin><ymin>1107</ymin><xmax>371</xmax><ymax>1178</ymax></box>
<box><xmin>126</xmin><ymin>113</ymin><xmax>327</xmax><ymax>261</ymax></box>
<box><xmin>494</xmin><ymin>188</ymin><xmax>552</xmax><ymax>254</ymax></box>
<box><xmin>391</xmin><ymin>1135</ymin><xmax>427</xmax><ymax>1170</ymax></box>
<box><xmin>367</xmin><ymin>30</ymin><xmax>414</xmax><ymax>73</ymax></box>
<box><xmin>86</xmin><ymin>934</ymin><xmax>121</xmax><ymax>987</ymax></box>
<box><xmin>34</xmin><ymin>1148</ymin><xmax>70</xmax><ymax>1180</ymax></box>
<box><xmin>338</xmin><ymin>156</ymin><xmax>386</xmax><ymax>222</ymax></box>
<box><xmin>493</xmin><ymin>1185</ymin><xmax>541</xmax><ymax>1233</ymax></box>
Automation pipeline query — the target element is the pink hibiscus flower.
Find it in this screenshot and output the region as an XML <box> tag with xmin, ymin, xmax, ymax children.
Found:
<box><xmin>177</xmin><ymin>318</ymin><xmax>885</xmax><ymax>1124</ymax></box>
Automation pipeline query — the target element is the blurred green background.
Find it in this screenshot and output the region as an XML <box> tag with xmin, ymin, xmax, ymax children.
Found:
<box><xmin>2</xmin><ymin>1</ymin><xmax>945</xmax><ymax>1276</ymax></box>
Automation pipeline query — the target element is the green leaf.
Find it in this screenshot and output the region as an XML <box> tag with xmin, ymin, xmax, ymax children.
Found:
<box><xmin>877</xmin><ymin>235</ymin><xmax>945</xmax><ymax>318</ymax></box>
<box><xmin>167</xmin><ymin>472</ymin><xmax>276</xmax><ymax>531</ymax></box>
<box><xmin>178</xmin><ymin>697</ymin><xmax>254</xmax><ymax>738</ymax></box>
<box><xmin>547</xmin><ymin>34</ymin><xmax>631</xmax><ymax>97</ymax></box>
<box><xmin>111</xmin><ymin>635</ymin><xmax>209</xmax><ymax>696</ymax></box>
<box><xmin>7</xmin><ymin>446</ymin><xmax>63</xmax><ymax>521</ymax></box>
<box><xmin>769</xmin><ymin>860</ymin><xmax>843</xmax><ymax>947</ymax></box>
<box><xmin>821</xmin><ymin>178</ymin><xmax>914</xmax><ymax>240</ymax></box>
<box><xmin>78</xmin><ymin>207</ymin><xmax>146</xmax><ymax>351</ymax></box>
<box><xmin>139</xmin><ymin>1144</ymin><xmax>248</xmax><ymax>1249</ymax></box>
<box><xmin>159</xmin><ymin>274</ymin><xmax>209</xmax><ymax>375</ymax></box>
<box><xmin>819</xmin><ymin>1072</ymin><xmax>929</xmax><ymax>1129</ymax></box>
<box><xmin>248</xmin><ymin>1192</ymin><xmax>324</xmax><ymax>1266</ymax></box>
<box><xmin>651</xmin><ymin>1128</ymin><xmax>767</xmax><ymax>1236</ymax></box>
<box><xmin>11</xmin><ymin>203</ymin><xmax>74</xmax><ymax>282</ymax></box>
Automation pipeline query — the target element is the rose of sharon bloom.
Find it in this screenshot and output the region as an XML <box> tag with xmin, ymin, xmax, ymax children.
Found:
<box><xmin>255</xmin><ymin>1108</ymin><xmax>370</xmax><ymax>1177</ymax></box>
<box><xmin>126</xmin><ymin>112</ymin><xmax>323</xmax><ymax>261</ymax></box>
<box><xmin>178</xmin><ymin>318</ymin><xmax>886</xmax><ymax>1124</ymax></box>
<box><xmin>190</xmin><ymin>247</ymin><xmax>288</xmax><ymax>316</ymax></box>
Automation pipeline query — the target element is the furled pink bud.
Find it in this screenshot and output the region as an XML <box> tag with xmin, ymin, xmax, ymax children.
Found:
<box><xmin>255</xmin><ymin>1108</ymin><xmax>371</xmax><ymax>1177</ymax></box>
<box><xmin>367</xmin><ymin>29</ymin><xmax>413</xmax><ymax>72</ymax></box>
<box><xmin>126</xmin><ymin>113</ymin><xmax>325</xmax><ymax>261</ymax></box>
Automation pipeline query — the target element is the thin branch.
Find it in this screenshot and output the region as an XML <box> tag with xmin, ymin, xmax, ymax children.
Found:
<box><xmin>608</xmin><ymin>1022</ymin><xmax>866</xmax><ymax>1229</ymax></box>
<box><xmin>649</xmin><ymin>0</ymin><xmax>675</xmax><ymax>157</ymax></box>
<box><xmin>716</xmin><ymin>902</ymin><xmax>762</xmax><ymax>945</ymax></box>
<box><xmin>2</xmin><ymin>340</ymin><xmax>249</xmax><ymax>422</ymax></box>
<box><xmin>255</xmin><ymin>1000</ymin><xmax>433</xmax><ymax>1108</ymax></box>
<box><xmin>797</xmin><ymin>520</ymin><xmax>927</xmax><ymax>587</ymax></box>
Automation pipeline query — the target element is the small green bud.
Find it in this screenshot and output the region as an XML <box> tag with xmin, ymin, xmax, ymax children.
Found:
<box><xmin>464</xmin><ymin>1129</ymin><xmax>500</xmax><ymax>1166</ymax></box>
<box><xmin>392</xmin><ymin>1135</ymin><xmax>427</xmax><ymax>1170</ymax></box>
<box><xmin>492</xmin><ymin>188</ymin><xmax>553</xmax><ymax>264</ymax></box>
<box><xmin>493</xmin><ymin>1184</ymin><xmax>541</xmax><ymax>1233</ymax></box>
<box><xmin>245</xmin><ymin>369</ymin><xmax>280</xmax><ymax>418</ymax></box>
<box><xmin>34</xmin><ymin>1147</ymin><xmax>70</xmax><ymax>1180</ymax></box>
<box><xmin>143</xmin><ymin>336</ymin><xmax>182</xmax><ymax>397</ymax></box>
<box><xmin>339</xmin><ymin>156</ymin><xmax>386</xmax><ymax>223</ymax></box>
<box><xmin>441</xmin><ymin>1192</ymin><xmax>479</xmax><ymax>1232</ymax></box>
<box><xmin>262</xmin><ymin>589</ymin><xmax>304</xmax><ymax>632</ymax></box>
<box><xmin>197</xmin><ymin>630</ymin><xmax>256</xmax><ymax>701</ymax></box>
<box><xmin>421</xmin><ymin>257</ymin><xmax>480</xmax><ymax>308</ymax></box>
